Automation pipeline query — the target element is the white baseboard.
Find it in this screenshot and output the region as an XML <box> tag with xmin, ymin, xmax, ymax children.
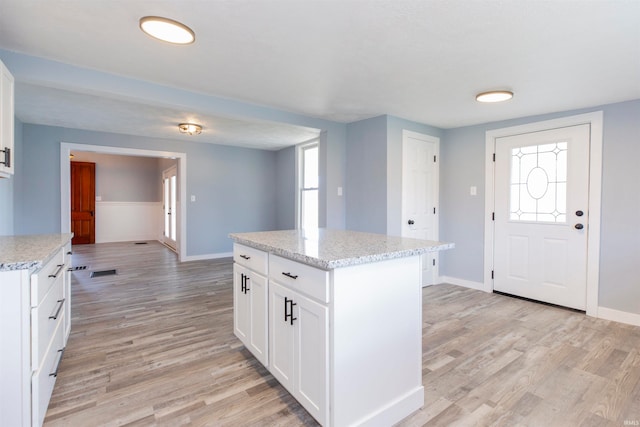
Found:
<box><xmin>597</xmin><ymin>306</ymin><xmax>640</xmax><ymax>327</ymax></box>
<box><xmin>438</xmin><ymin>276</ymin><xmax>490</xmax><ymax>292</ymax></box>
<box><xmin>182</xmin><ymin>252</ymin><xmax>233</xmax><ymax>262</ymax></box>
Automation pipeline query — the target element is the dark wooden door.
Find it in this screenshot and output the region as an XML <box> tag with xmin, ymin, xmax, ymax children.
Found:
<box><xmin>71</xmin><ymin>161</ymin><xmax>95</xmax><ymax>245</ymax></box>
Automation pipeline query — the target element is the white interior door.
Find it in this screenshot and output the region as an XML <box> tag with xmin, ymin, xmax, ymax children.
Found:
<box><xmin>162</xmin><ymin>166</ymin><xmax>177</xmax><ymax>250</ymax></box>
<box><xmin>401</xmin><ymin>131</ymin><xmax>439</xmax><ymax>286</ymax></box>
<box><xmin>493</xmin><ymin>124</ymin><xmax>590</xmax><ymax>310</ymax></box>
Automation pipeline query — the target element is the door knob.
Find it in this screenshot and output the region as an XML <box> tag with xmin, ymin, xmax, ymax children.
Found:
<box><xmin>576</xmin><ymin>210</ymin><xmax>584</xmax><ymax>217</ymax></box>
<box><xmin>408</xmin><ymin>219</ymin><xmax>415</xmax><ymax>225</ymax></box>
<box><xmin>575</xmin><ymin>223</ymin><xmax>584</xmax><ymax>230</ymax></box>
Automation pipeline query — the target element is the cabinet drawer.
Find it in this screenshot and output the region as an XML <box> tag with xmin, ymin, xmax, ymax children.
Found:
<box><xmin>31</xmin><ymin>249</ymin><xmax>65</xmax><ymax>307</ymax></box>
<box><xmin>32</xmin><ymin>276</ymin><xmax>65</xmax><ymax>371</ymax></box>
<box><xmin>32</xmin><ymin>314</ymin><xmax>65</xmax><ymax>427</ymax></box>
<box><xmin>234</xmin><ymin>243</ymin><xmax>268</xmax><ymax>275</ymax></box>
<box><xmin>269</xmin><ymin>255</ymin><xmax>329</xmax><ymax>303</ymax></box>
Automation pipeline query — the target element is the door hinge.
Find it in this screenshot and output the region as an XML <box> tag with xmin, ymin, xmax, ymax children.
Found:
<box><xmin>433</xmin><ymin>207</ymin><xmax>436</xmax><ymax>214</ymax></box>
<box><xmin>491</xmin><ymin>270</ymin><xmax>494</xmax><ymax>279</ymax></box>
<box><xmin>432</xmin><ymin>259</ymin><xmax>436</xmax><ymax>266</ymax></box>
<box><xmin>434</xmin><ymin>155</ymin><xmax>437</xmax><ymax>163</ymax></box>
<box><xmin>492</xmin><ymin>212</ymin><xmax>495</xmax><ymax>221</ymax></box>
<box><xmin>493</xmin><ymin>153</ymin><xmax>496</xmax><ymax>162</ymax></box>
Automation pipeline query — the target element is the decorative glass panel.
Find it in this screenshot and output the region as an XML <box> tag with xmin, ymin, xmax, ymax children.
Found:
<box><xmin>510</xmin><ymin>142</ymin><xmax>567</xmax><ymax>222</ymax></box>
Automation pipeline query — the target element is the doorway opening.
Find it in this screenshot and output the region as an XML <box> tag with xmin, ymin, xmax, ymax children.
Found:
<box><xmin>60</xmin><ymin>143</ymin><xmax>188</xmax><ymax>262</ymax></box>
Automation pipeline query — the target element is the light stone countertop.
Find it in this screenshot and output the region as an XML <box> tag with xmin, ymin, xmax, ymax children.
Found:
<box><xmin>229</xmin><ymin>229</ymin><xmax>454</xmax><ymax>270</ymax></box>
<box><xmin>0</xmin><ymin>234</ymin><xmax>73</xmax><ymax>272</ymax></box>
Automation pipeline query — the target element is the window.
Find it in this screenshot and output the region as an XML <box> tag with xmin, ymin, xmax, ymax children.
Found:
<box><xmin>299</xmin><ymin>141</ymin><xmax>319</xmax><ymax>229</ymax></box>
<box><xmin>510</xmin><ymin>142</ymin><xmax>567</xmax><ymax>223</ymax></box>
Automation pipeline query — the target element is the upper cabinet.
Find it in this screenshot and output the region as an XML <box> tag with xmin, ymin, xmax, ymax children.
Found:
<box><xmin>0</xmin><ymin>59</ymin><xmax>15</xmax><ymax>178</ymax></box>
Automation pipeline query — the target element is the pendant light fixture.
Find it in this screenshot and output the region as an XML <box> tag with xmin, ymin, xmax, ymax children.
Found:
<box><xmin>139</xmin><ymin>16</ymin><xmax>195</xmax><ymax>44</ymax></box>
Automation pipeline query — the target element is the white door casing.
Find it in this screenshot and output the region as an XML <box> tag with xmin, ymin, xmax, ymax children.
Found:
<box><xmin>484</xmin><ymin>112</ymin><xmax>603</xmax><ymax>316</ymax></box>
<box><xmin>401</xmin><ymin>130</ymin><xmax>440</xmax><ymax>286</ymax></box>
<box><xmin>493</xmin><ymin>124</ymin><xmax>590</xmax><ymax>310</ymax></box>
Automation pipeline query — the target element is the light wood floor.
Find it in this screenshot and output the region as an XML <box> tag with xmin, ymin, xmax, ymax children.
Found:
<box><xmin>45</xmin><ymin>242</ymin><xmax>640</xmax><ymax>427</ymax></box>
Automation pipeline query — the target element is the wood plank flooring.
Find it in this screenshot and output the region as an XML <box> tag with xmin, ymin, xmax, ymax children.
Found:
<box><xmin>45</xmin><ymin>242</ymin><xmax>640</xmax><ymax>426</ymax></box>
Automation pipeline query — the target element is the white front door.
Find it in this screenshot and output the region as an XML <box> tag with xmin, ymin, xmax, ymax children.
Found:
<box><xmin>493</xmin><ymin>124</ymin><xmax>590</xmax><ymax>310</ymax></box>
<box><xmin>162</xmin><ymin>166</ymin><xmax>178</xmax><ymax>250</ymax></box>
<box><xmin>401</xmin><ymin>131</ymin><xmax>439</xmax><ymax>286</ymax></box>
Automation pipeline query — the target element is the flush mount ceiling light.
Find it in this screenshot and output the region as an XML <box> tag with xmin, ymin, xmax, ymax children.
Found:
<box><xmin>475</xmin><ymin>90</ymin><xmax>514</xmax><ymax>103</ymax></box>
<box><xmin>178</xmin><ymin>123</ymin><xmax>202</xmax><ymax>135</ymax></box>
<box><xmin>139</xmin><ymin>16</ymin><xmax>195</xmax><ymax>44</ymax></box>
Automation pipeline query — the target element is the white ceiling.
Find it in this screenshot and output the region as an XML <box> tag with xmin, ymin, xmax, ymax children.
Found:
<box><xmin>0</xmin><ymin>0</ymin><xmax>639</xmax><ymax>149</ymax></box>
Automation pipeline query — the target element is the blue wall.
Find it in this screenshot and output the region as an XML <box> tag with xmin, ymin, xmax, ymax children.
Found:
<box><xmin>275</xmin><ymin>146</ymin><xmax>296</xmax><ymax>230</ymax></box>
<box><xmin>0</xmin><ymin>49</ymin><xmax>348</xmax><ymax>230</ymax></box>
<box><xmin>345</xmin><ymin>116</ymin><xmax>387</xmax><ymax>233</ymax></box>
<box><xmin>15</xmin><ymin>124</ymin><xmax>280</xmax><ymax>256</ymax></box>
<box><xmin>440</xmin><ymin>99</ymin><xmax>640</xmax><ymax>315</ymax></box>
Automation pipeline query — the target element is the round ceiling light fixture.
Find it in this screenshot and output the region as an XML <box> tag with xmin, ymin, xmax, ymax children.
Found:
<box><xmin>178</xmin><ymin>123</ymin><xmax>202</xmax><ymax>135</ymax></box>
<box><xmin>139</xmin><ymin>16</ymin><xmax>195</xmax><ymax>44</ymax></box>
<box><xmin>475</xmin><ymin>90</ymin><xmax>514</xmax><ymax>103</ymax></box>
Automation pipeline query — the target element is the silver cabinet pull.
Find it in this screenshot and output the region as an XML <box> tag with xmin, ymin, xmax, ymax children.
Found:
<box><xmin>48</xmin><ymin>264</ymin><xmax>65</xmax><ymax>279</ymax></box>
<box><xmin>49</xmin><ymin>299</ymin><xmax>65</xmax><ymax>320</ymax></box>
<box><xmin>49</xmin><ymin>348</ymin><xmax>65</xmax><ymax>377</ymax></box>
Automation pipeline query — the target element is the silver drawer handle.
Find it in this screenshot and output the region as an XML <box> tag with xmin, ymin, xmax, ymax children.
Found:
<box><xmin>49</xmin><ymin>347</ymin><xmax>65</xmax><ymax>377</ymax></box>
<box><xmin>48</xmin><ymin>264</ymin><xmax>65</xmax><ymax>279</ymax></box>
<box><xmin>49</xmin><ymin>299</ymin><xmax>65</xmax><ymax>320</ymax></box>
<box><xmin>282</xmin><ymin>272</ymin><xmax>298</xmax><ymax>280</ymax></box>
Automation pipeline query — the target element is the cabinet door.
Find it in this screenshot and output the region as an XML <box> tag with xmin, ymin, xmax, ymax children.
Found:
<box><xmin>295</xmin><ymin>293</ymin><xmax>328</xmax><ymax>425</ymax></box>
<box><xmin>0</xmin><ymin>60</ymin><xmax>14</xmax><ymax>176</ymax></box>
<box><xmin>233</xmin><ymin>264</ymin><xmax>250</xmax><ymax>344</ymax></box>
<box><xmin>269</xmin><ymin>281</ymin><xmax>296</xmax><ymax>393</ymax></box>
<box><xmin>247</xmin><ymin>270</ymin><xmax>268</xmax><ymax>366</ymax></box>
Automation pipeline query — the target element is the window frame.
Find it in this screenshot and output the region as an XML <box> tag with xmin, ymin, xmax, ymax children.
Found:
<box><xmin>296</xmin><ymin>138</ymin><xmax>320</xmax><ymax>230</ymax></box>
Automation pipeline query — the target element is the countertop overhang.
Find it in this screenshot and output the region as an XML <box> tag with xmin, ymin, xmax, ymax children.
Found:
<box><xmin>229</xmin><ymin>229</ymin><xmax>454</xmax><ymax>270</ymax></box>
<box><xmin>0</xmin><ymin>234</ymin><xmax>73</xmax><ymax>272</ymax></box>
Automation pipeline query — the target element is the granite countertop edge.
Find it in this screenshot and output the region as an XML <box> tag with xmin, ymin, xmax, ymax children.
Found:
<box><xmin>230</xmin><ymin>231</ymin><xmax>454</xmax><ymax>270</ymax></box>
<box><xmin>0</xmin><ymin>234</ymin><xmax>73</xmax><ymax>272</ymax></box>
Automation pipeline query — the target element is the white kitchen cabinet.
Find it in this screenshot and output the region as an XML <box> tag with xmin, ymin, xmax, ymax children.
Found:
<box><xmin>233</xmin><ymin>244</ymin><xmax>268</xmax><ymax>366</ymax></box>
<box><xmin>230</xmin><ymin>229</ymin><xmax>452</xmax><ymax>427</ymax></box>
<box><xmin>0</xmin><ymin>235</ymin><xmax>72</xmax><ymax>427</ymax></box>
<box><xmin>269</xmin><ymin>280</ymin><xmax>328</xmax><ymax>425</ymax></box>
<box><xmin>0</xmin><ymin>58</ymin><xmax>14</xmax><ymax>178</ymax></box>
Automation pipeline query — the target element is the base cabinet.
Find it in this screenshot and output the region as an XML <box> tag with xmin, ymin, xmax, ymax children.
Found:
<box><xmin>0</xmin><ymin>242</ymin><xmax>71</xmax><ymax>426</ymax></box>
<box><xmin>232</xmin><ymin>244</ymin><xmax>424</xmax><ymax>427</ymax></box>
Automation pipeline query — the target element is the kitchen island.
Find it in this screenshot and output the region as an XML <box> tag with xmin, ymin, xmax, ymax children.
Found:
<box><xmin>229</xmin><ymin>229</ymin><xmax>453</xmax><ymax>427</ymax></box>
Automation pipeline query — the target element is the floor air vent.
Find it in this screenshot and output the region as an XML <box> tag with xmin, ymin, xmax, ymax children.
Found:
<box><xmin>90</xmin><ymin>269</ymin><xmax>117</xmax><ymax>278</ymax></box>
<box><xmin>72</xmin><ymin>266</ymin><xmax>87</xmax><ymax>271</ymax></box>
<box><xmin>134</xmin><ymin>242</ymin><xmax>148</xmax><ymax>245</ymax></box>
